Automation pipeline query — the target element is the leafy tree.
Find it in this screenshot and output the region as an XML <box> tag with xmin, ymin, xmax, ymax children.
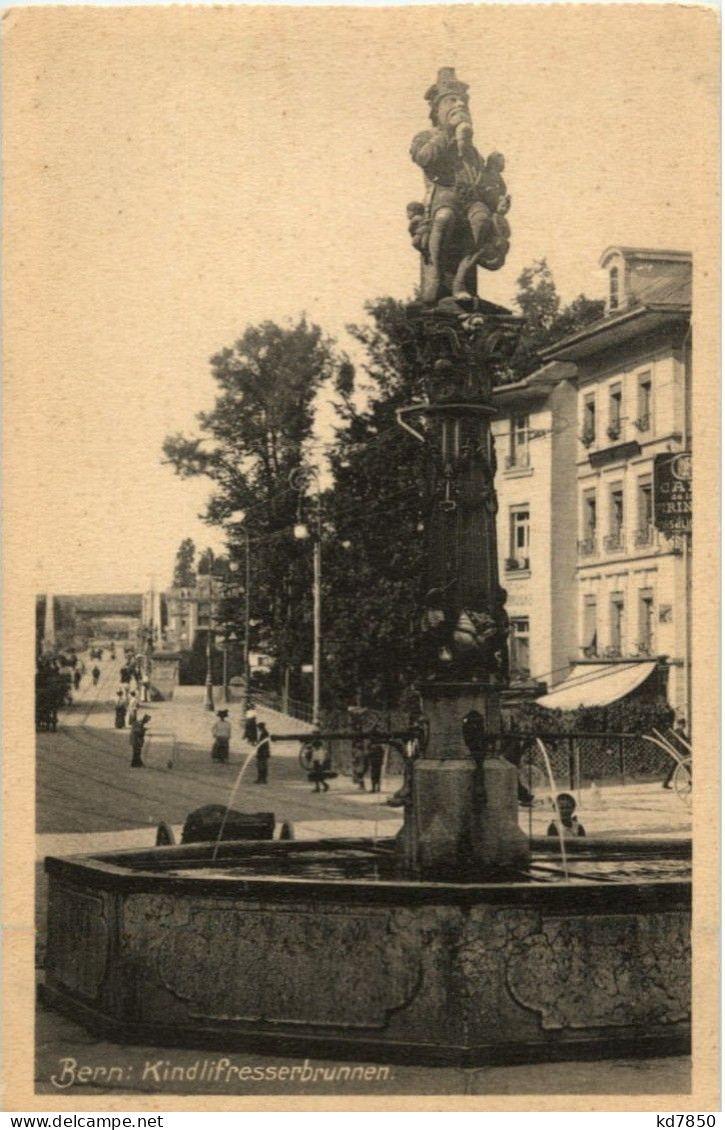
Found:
<box><xmin>162</xmin><ymin>317</ymin><xmax>344</xmax><ymax>695</ymax></box>
<box><xmin>321</xmin><ymin>298</ymin><xmax>426</xmax><ymax>709</ymax></box>
<box><xmin>172</xmin><ymin>538</ymin><xmax>196</xmax><ymax>587</ymax></box>
<box><xmin>508</xmin><ymin>259</ymin><xmax>604</xmax><ymax>380</ymax></box>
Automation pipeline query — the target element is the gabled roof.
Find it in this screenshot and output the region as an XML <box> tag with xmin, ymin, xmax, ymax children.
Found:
<box><xmin>493</xmin><ymin>360</ymin><xmax>577</xmax><ymax>408</ymax></box>
<box><xmin>541</xmin><ymin>261</ymin><xmax>691</xmax><ymax>364</ymax></box>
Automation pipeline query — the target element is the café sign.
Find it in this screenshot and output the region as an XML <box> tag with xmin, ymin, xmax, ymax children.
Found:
<box><xmin>653</xmin><ymin>451</ymin><xmax>692</xmax><ymax>535</ymax></box>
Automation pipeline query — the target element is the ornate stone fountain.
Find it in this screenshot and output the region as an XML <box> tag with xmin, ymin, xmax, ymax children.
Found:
<box><xmin>40</xmin><ymin>68</ymin><xmax>691</xmax><ymax>1067</ymax></box>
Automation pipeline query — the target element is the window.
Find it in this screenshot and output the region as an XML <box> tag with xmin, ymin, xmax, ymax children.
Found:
<box><xmin>636</xmin><ymin>372</ymin><xmax>652</xmax><ymax>431</ymax></box>
<box><xmin>605</xmin><ymin>483</ymin><xmax>624</xmax><ymax>550</ymax></box>
<box><xmin>607</xmin><ymin>384</ymin><xmax>622</xmax><ymax>439</ymax></box>
<box><xmin>582</xmin><ymin>596</ymin><xmax>598</xmax><ymax>656</ymax></box>
<box><xmin>508</xmin><ymin>508</ymin><xmax>530</xmax><ymax>570</ymax></box>
<box><xmin>609</xmin><ymin>267</ymin><xmax>620</xmax><ymax>311</ymax></box>
<box><xmin>509</xmin><ymin>617</ymin><xmax>530</xmax><ymax>677</ymax></box>
<box><xmin>610</xmin><ymin>592</ymin><xmax>625</xmax><ymax>655</ymax></box>
<box><xmin>638</xmin><ymin>588</ymin><xmax>655</xmax><ymax>655</ymax></box>
<box><xmin>581</xmin><ymin>395</ymin><xmax>596</xmax><ymax>444</ymax></box>
<box><xmin>507</xmin><ymin>414</ymin><xmax>529</xmax><ymax>469</ymax></box>
<box><xmin>635</xmin><ymin>475</ymin><xmax>654</xmax><ymax>546</ymax></box>
<box><xmin>579</xmin><ymin>489</ymin><xmax>597</xmax><ymax>556</ymax></box>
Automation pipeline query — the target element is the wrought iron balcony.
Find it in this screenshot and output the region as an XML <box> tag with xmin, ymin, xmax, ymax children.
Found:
<box><xmin>579</xmin><ymin>428</ymin><xmax>596</xmax><ymax>447</ymax></box>
<box><xmin>606</xmin><ymin>423</ymin><xmax>622</xmax><ymax>442</ymax></box>
<box><xmin>633</xmin><ymin>524</ymin><xmax>655</xmax><ymax>548</ymax></box>
<box><xmin>581</xmin><ymin>644</ymin><xmax>599</xmax><ymax>658</ymax></box>
<box><xmin>603</xmin><ymin>645</ymin><xmax>622</xmax><ymax>658</ymax></box>
<box><xmin>505</xmin><ymin>451</ymin><xmax>530</xmax><ymax>470</ymax></box>
<box><xmin>505</xmin><ymin>556</ymin><xmax>530</xmax><ymax>572</ymax></box>
<box><xmin>603</xmin><ymin>531</ymin><xmax>625</xmax><ymax>552</ymax></box>
<box><xmin>578</xmin><ymin>536</ymin><xmax>597</xmax><ymax>557</ymax></box>
<box><xmin>633</xmin><ymin>413</ymin><xmax>651</xmax><ymax>432</ymax></box>
<box><xmin>633</xmin><ymin>640</ymin><xmax>654</xmax><ymax>657</ymax></box>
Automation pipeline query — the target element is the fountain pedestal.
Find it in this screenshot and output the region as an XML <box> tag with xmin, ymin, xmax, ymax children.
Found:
<box><xmin>398</xmin><ymin>682</ymin><xmax>529</xmax><ymax>875</ymax></box>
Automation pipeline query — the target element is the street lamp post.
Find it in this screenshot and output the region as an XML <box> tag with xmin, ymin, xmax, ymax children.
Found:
<box><xmin>203</xmin><ymin>556</ymin><xmax>215</xmax><ymax>712</ymax></box>
<box><xmin>292</xmin><ymin>469</ymin><xmax>322</xmax><ymax>728</ymax></box>
<box><xmin>228</xmin><ymin>513</ymin><xmax>252</xmax><ymax>714</ymax></box>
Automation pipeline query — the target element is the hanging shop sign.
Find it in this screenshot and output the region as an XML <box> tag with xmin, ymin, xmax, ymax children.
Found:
<box><xmin>653</xmin><ymin>452</ymin><xmax>692</xmax><ymax>535</ymax></box>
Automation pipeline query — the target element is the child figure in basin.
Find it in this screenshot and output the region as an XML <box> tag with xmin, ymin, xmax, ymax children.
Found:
<box><xmin>547</xmin><ymin>792</ymin><xmax>586</xmax><ymax>839</ymax></box>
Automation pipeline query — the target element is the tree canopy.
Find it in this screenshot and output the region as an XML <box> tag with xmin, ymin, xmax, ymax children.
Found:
<box><xmin>172</xmin><ymin>537</ymin><xmax>196</xmax><ymax>588</ymax></box>
<box><xmin>162</xmin><ymin>317</ymin><xmax>345</xmax><ymax>695</ymax></box>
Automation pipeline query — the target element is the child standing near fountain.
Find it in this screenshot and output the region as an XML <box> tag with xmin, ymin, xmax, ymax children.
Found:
<box><xmin>547</xmin><ymin>793</ymin><xmax>586</xmax><ymax>838</ymax></box>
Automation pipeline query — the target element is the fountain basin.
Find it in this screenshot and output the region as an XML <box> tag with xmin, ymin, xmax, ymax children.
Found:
<box><xmin>41</xmin><ymin>838</ymin><xmax>691</xmax><ymax>1066</ymax></box>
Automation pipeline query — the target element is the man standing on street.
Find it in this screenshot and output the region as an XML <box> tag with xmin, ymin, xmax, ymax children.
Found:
<box><xmin>130</xmin><ymin>713</ymin><xmax>151</xmax><ymax>768</ymax></box>
<box><xmin>255</xmin><ymin>721</ymin><xmax>271</xmax><ymax>784</ymax></box>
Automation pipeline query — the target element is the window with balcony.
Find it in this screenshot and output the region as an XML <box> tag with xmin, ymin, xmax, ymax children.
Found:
<box><xmin>635</xmin><ymin>372</ymin><xmax>653</xmax><ymax>433</ymax></box>
<box><xmin>635</xmin><ymin>475</ymin><xmax>654</xmax><ymax>547</ymax></box>
<box><xmin>582</xmin><ymin>596</ymin><xmax>598</xmax><ymax>657</ymax></box>
<box><xmin>506</xmin><ymin>414</ymin><xmax>530</xmax><ymax>470</ymax></box>
<box><xmin>637</xmin><ymin>587</ymin><xmax>655</xmax><ymax>655</ymax></box>
<box><xmin>509</xmin><ymin>617</ymin><xmax>530</xmax><ymax>678</ymax></box>
<box><xmin>581</xmin><ymin>395</ymin><xmax>596</xmax><ymax>446</ymax></box>
<box><xmin>609</xmin><ymin>592</ymin><xmax>625</xmax><ymax>656</ymax></box>
<box><xmin>579</xmin><ymin>489</ymin><xmax>597</xmax><ymax>556</ymax></box>
<box><xmin>507</xmin><ymin>508</ymin><xmax>530</xmax><ymax>571</ymax></box>
<box><xmin>605</xmin><ymin>484</ymin><xmax>624</xmax><ymax>551</ymax></box>
<box><xmin>607</xmin><ymin>384</ymin><xmax>623</xmax><ymax>441</ymax></box>
<box><xmin>609</xmin><ymin>267</ymin><xmax>620</xmax><ymax>311</ymax></box>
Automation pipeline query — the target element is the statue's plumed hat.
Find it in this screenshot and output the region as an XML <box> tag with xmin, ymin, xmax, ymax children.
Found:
<box><xmin>424</xmin><ymin>67</ymin><xmax>469</xmax><ymax>108</ymax></box>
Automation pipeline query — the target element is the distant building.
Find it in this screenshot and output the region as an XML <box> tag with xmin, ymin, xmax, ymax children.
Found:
<box><xmin>37</xmin><ymin>593</ymin><xmax>144</xmax><ymax>646</ymax></box>
<box><xmin>493</xmin><ymin>361</ymin><xmax>578</xmax><ymax>690</ymax></box>
<box><xmin>165</xmin><ymin>573</ymin><xmax>225</xmax><ymax>650</ymax></box>
<box><xmin>538</xmin><ymin>246</ymin><xmax>692</xmax><ymax>718</ymax></box>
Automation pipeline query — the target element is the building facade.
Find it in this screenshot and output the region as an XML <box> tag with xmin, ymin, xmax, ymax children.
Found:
<box><xmin>492</xmin><ymin>362</ymin><xmax>578</xmax><ymax>690</ymax></box>
<box><xmin>165</xmin><ymin>574</ymin><xmax>224</xmax><ymax>650</ymax></box>
<box><xmin>541</xmin><ymin>246</ymin><xmax>692</xmax><ymax>718</ymax></box>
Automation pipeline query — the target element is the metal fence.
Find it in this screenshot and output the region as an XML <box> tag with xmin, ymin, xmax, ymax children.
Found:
<box><xmin>511</xmin><ymin>732</ymin><xmax>674</xmax><ymax>790</ymax></box>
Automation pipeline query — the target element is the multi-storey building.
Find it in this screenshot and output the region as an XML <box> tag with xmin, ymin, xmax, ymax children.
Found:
<box><xmin>492</xmin><ymin>361</ymin><xmax>578</xmax><ymax>690</ymax></box>
<box><xmin>539</xmin><ymin>246</ymin><xmax>692</xmax><ymax>717</ymax></box>
<box><xmin>165</xmin><ymin>574</ymin><xmax>223</xmax><ymax>650</ymax></box>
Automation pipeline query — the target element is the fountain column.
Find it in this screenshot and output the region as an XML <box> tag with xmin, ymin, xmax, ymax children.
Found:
<box><xmin>396</xmin><ymin>68</ymin><xmax>529</xmax><ymax>876</ymax></box>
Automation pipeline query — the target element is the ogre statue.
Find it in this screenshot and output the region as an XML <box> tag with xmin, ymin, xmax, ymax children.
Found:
<box><xmin>409</xmin><ymin>67</ymin><xmax>511</xmax><ymax>306</ymax></box>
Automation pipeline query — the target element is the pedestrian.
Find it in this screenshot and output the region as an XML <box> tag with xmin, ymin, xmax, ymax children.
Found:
<box><xmin>310</xmin><ymin>736</ymin><xmax>329</xmax><ymax>793</ymax></box>
<box><xmin>140</xmin><ymin>672</ymin><xmax>151</xmax><ymax>703</ymax></box>
<box><xmin>254</xmin><ymin>721</ymin><xmax>271</xmax><ymax>784</ymax></box>
<box><xmin>547</xmin><ymin>793</ymin><xmax>586</xmax><ymax>839</ymax></box>
<box><xmin>129</xmin><ymin>713</ymin><xmax>151</xmax><ymax>768</ymax></box>
<box><xmin>114</xmin><ymin>690</ymin><xmax>126</xmax><ymax>729</ymax></box>
<box><xmin>91</xmin><ymin>665</ymin><xmax>101</xmax><ymax>686</ymax></box>
<box><xmin>351</xmin><ymin>740</ymin><xmax>368</xmax><ymax>791</ymax></box>
<box><xmin>73</xmin><ymin>668</ymin><xmax>81</xmax><ymax>691</ymax></box>
<box><xmin>367</xmin><ymin>735</ymin><xmax>385</xmax><ymax>794</ymax></box>
<box><xmin>120</xmin><ymin>665</ymin><xmax>130</xmax><ymax>686</ymax></box>
<box><xmin>126</xmin><ymin>691</ymin><xmax>139</xmax><ymax>728</ymax></box>
<box><xmin>243</xmin><ymin>703</ymin><xmax>259</xmax><ymax>746</ymax></box>
<box><xmin>211</xmin><ymin>709</ymin><xmax>232</xmax><ymax>764</ymax></box>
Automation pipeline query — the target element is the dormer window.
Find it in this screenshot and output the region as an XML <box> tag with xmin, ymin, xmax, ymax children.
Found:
<box><xmin>609</xmin><ymin>267</ymin><xmax>620</xmax><ymax>311</ymax></box>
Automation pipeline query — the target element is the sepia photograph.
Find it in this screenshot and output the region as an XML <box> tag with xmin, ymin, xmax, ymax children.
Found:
<box><xmin>2</xmin><ymin>2</ymin><xmax>719</xmax><ymax>1110</ymax></box>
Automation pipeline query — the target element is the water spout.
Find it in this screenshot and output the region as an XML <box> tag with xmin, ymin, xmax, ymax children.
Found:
<box><xmin>535</xmin><ymin>738</ymin><xmax>569</xmax><ymax>882</ymax></box>
<box><xmin>212</xmin><ymin>742</ymin><xmax>260</xmax><ymax>862</ymax></box>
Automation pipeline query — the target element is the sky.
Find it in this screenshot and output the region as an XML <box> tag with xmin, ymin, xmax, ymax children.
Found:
<box><xmin>5</xmin><ymin>4</ymin><xmax>717</xmax><ymax>595</ymax></box>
